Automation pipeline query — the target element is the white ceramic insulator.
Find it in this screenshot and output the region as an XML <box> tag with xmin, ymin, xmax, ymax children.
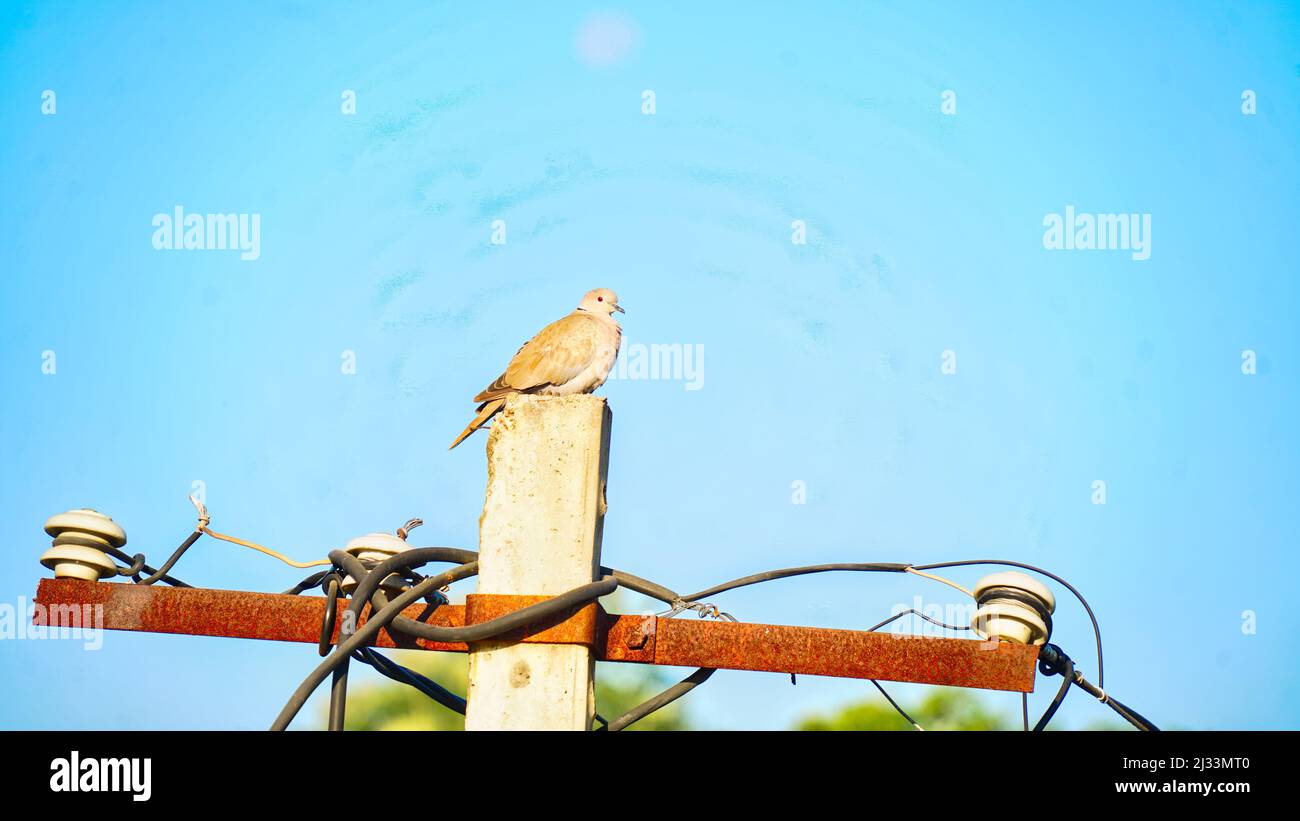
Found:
<box><xmin>39</xmin><ymin>509</ymin><xmax>127</xmax><ymax>581</ymax></box>
<box><xmin>970</xmin><ymin>571</ymin><xmax>1056</xmax><ymax>645</ymax></box>
<box><xmin>341</xmin><ymin>532</ymin><xmax>415</xmax><ymax>595</ymax></box>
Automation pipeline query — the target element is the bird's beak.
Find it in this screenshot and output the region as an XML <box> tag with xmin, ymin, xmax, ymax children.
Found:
<box><xmin>614</xmin><ymin>304</ymin><xmax>625</xmax><ymax>314</ymax></box>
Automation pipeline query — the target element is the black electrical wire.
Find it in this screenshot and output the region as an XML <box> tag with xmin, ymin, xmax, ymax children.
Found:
<box><xmin>280</xmin><ymin>550</ymin><xmax>673</xmax><ymax>603</ymax></box>
<box><xmin>105</xmin><ymin>546</ymin><xmax>191</xmax><ymax>587</ymax></box>
<box><xmin>333</xmin><ymin>550</ymin><xmax>695</xmax><ymax>732</ymax></box>
<box><xmin>354</xmin><ymin>647</ymin><xmax>467</xmax><ymax>715</ymax></box>
<box><xmin>330</xmin><ymin>547</ymin><xmax>477</xmax><ymax>630</ymax></box>
<box><xmin>1099</xmin><ymin>695</ymin><xmax>1159</xmax><ymax>731</ymax></box>
<box><xmin>1070</xmin><ymin>667</ymin><xmax>1160</xmax><ymax>731</ymax></box>
<box><xmin>1032</xmin><ymin>654</ymin><xmax>1074</xmax><ymax>731</ymax></box>
<box><xmin>317</xmin><ymin>575</ymin><xmax>342</xmax><ymax>657</ymax></box>
<box><xmin>863</xmin><ymin>608</ymin><xmax>967</xmax><ymax>731</ymax></box>
<box><xmin>598</xmin><ymin>668</ymin><xmax>716</xmax><ymax>731</ymax></box>
<box><xmin>326</xmin><ymin>572</ymin><xmax>349</xmax><ymax>732</ymax></box>
<box><xmin>115</xmin><ymin>553</ymin><xmax>146</xmax><ymax>578</ymax></box>
<box><xmin>325</xmin><ymin>550</ymin><xmax>467</xmax><ymax>732</ymax></box>
<box><xmin>272</xmin><ymin>566</ymin><xmax>616</xmax><ymax>730</ymax></box>
<box><xmin>326</xmin><ymin>554</ymin><xmax>466</xmax><ymax>725</ymax></box>
<box><xmin>273</xmin><ymin>562</ymin><xmax>479</xmax><ymax>730</ymax></box>
<box><xmin>322</xmin><ymin>550</ymin><xmax>471</xmax><ymax>731</ymax></box>
<box><xmin>371</xmin><ymin>573</ymin><xmax>619</xmax><ymax>644</ymax></box>
<box><xmin>355</xmin><ymin>648</ymin><xmax>613</xmax><ymax>728</ymax></box>
<box><xmin>135</xmin><ymin>531</ymin><xmax>203</xmax><ymax>586</ymax></box>
<box><xmin>871</xmin><ymin>680</ymin><xmax>923</xmax><ymax>730</ymax></box>
<box><xmin>866</xmin><ymin>608</ymin><xmax>971</xmax><ymax>634</ymax></box>
<box><xmin>1033</xmin><ymin>644</ymin><xmax>1159</xmax><ymax>731</ymax></box>
<box><xmin>293</xmin><ymin>550</ymin><xmax>675</xmax><ymax>731</ymax></box>
<box><xmin>671</xmin><ymin>559</ymin><xmax>1109</xmax><ymax>733</ymax></box>
<box><xmin>913</xmin><ymin>558</ymin><xmax>1104</xmax><ymax>688</ymax></box>
<box><xmin>284</xmin><ymin>569</ymin><xmax>332</xmax><ymax>595</ymax></box>
<box><xmin>598</xmin><ymin>566</ymin><xmax>679</xmax><ymax>604</ymax></box>
<box><xmin>328</xmin><ymin>656</ymin><xmax>349</xmax><ymax>731</ymax></box>
<box><xmin>329</xmin><ymin>551</ymin><xmax>462</xmax><ymax>644</ymax></box>
<box><xmin>607</xmin><ymin>562</ymin><xmax>923</xmax><ymax>730</ymax></box>
<box><xmin>381</xmin><ymin>557</ymin><xmax>1102</xmax><ymax>731</ymax></box>
<box><xmin>330</xmin><ymin>549</ymin><xmax>618</xmax><ymax>646</ymax></box>
<box><xmin>680</xmin><ymin>562</ymin><xmax>911</xmax><ymax>602</ymax></box>
<box><xmin>400</xmin><ymin>568</ymin><xmax>430</xmax><ymax>592</ymax></box>
<box><xmin>305</xmin><ymin>568</ymin><xmax>618</xmax><ymax>727</ymax></box>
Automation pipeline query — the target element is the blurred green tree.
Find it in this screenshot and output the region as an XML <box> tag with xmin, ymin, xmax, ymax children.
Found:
<box><xmin>795</xmin><ymin>687</ymin><xmax>1010</xmax><ymax>731</ymax></box>
<box><xmin>795</xmin><ymin>687</ymin><xmax>1134</xmax><ymax>730</ymax></box>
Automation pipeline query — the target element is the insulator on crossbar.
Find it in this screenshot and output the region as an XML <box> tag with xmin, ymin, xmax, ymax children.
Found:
<box><xmin>39</xmin><ymin>508</ymin><xmax>126</xmax><ymax>581</ymax></box>
<box><xmin>340</xmin><ymin>531</ymin><xmax>415</xmax><ymax>595</ymax></box>
<box><xmin>970</xmin><ymin>571</ymin><xmax>1055</xmax><ymax>645</ymax></box>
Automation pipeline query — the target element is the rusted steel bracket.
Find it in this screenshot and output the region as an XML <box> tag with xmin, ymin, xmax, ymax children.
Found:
<box><xmin>464</xmin><ymin>593</ymin><xmax>600</xmax><ymax>648</ymax></box>
<box><xmin>603</xmin><ymin>613</ymin><xmax>657</xmax><ymax>662</ymax></box>
<box><xmin>33</xmin><ymin>578</ymin><xmax>1039</xmax><ymax>692</ymax></box>
<box><xmin>31</xmin><ymin>576</ymin><xmax>473</xmax><ymax>653</ymax></box>
<box><xmin>627</xmin><ymin>616</ymin><xmax>1038</xmax><ymax>692</ymax></box>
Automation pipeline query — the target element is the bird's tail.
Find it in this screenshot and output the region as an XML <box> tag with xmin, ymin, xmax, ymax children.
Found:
<box><xmin>448</xmin><ymin>398</ymin><xmax>507</xmax><ymax>450</ymax></box>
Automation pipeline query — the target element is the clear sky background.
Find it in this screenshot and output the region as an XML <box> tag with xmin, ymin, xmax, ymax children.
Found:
<box><xmin>1</xmin><ymin>1</ymin><xmax>1297</xmax><ymax>730</ymax></box>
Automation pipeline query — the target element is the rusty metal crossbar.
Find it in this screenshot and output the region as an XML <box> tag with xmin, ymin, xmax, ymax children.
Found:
<box><xmin>32</xmin><ymin>578</ymin><xmax>1039</xmax><ymax>692</ymax></box>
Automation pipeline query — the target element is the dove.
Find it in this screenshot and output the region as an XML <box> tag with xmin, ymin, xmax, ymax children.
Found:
<box><xmin>449</xmin><ymin>288</ymin><xmax>625</xmax><ymax>449</ymax></box>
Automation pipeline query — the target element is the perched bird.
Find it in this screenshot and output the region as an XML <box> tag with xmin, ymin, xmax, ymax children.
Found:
<box><xmin>449</xmin><ymin>288</ymin><xmax>625</xmax><ymax>449</ymax></box>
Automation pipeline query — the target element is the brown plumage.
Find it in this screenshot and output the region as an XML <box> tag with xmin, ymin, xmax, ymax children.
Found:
<box><xmin>449</xmin><ymin>288</ymin><xmax>624</xmax><ymax>449</ymax></box>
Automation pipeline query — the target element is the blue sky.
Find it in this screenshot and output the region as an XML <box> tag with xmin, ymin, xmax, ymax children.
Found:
<box><xmin>1</xmin><ymin>1</ymin><xmax>1297</xmax><ymax>730</ymax></box>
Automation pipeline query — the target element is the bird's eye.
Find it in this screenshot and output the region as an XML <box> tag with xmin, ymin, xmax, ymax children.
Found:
<box><xmin>597</xmin><ymin>296</ymin><xmax>603</xmax><ymax>302</ymax></box>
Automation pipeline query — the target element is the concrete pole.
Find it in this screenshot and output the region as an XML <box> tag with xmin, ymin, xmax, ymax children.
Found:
<box><xmin>464</xmin><ymin>394</ymin><xmax>612</xmax><ymax>730</ymax></box>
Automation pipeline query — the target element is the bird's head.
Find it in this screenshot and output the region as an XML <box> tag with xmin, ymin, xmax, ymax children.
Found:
<box><xmin>579</xmin><ymin>288</ymin><xmax>625</xmax><ymax>318</ymax></box>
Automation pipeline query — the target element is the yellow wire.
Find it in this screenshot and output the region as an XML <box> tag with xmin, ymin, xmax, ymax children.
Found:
<box><xmin>198</xmin><ymin>526</ymin><xmax>332</xmax><ymax>569</ymax></box>
<box><xmin>905</xmin><ymin>567</ymin><xmax>974</xmax><ymax>599</ymax></box>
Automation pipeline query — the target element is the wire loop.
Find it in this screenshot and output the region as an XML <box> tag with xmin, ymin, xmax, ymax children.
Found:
<box><xmin>660</xmin><ymin>598</ymin><xmax>738</xmax><ymax>622</ymax></box>
<box><xmin>318</xmin><ymin>574</ymin><xmax>342</xmax><ymax>657</ymax></box>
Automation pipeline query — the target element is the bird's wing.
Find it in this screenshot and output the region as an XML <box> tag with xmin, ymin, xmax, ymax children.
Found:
<box><xmin>473</xmin><ymin>312</ymin><xmax>597</xmax><ymax>402</ymax></box>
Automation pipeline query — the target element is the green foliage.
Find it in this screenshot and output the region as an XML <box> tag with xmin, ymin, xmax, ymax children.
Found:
<box><xmin>326</xmin><ymin>653</ymin><xmax>694</xmax><ymax>730</ymax></box>
<box><xmin>337</xmin><ymin>652</ymin><xmax>468</xmax><ymax>731</ymax></box>
<box><xmin>795</xmin><ymin>687</ymin><xmax>1010</xmax><ymax>731</ymax></box>
<box><xmin>592</xmin><ymin>663</ymin><xmax>693</xmax><ymax>730</ymax></box>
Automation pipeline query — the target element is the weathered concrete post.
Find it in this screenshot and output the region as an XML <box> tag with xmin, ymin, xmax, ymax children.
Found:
<box><xmin>464</xmin><ymin>394</ymin><xmax>612</xmax><ymax>730</ymax></box>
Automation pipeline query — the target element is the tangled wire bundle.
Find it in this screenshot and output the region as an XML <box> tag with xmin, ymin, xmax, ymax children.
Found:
<box><xmin>105</xmin><ymin>501</ymin><xmax>1156</xmax><ymax>732</ymax></box>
